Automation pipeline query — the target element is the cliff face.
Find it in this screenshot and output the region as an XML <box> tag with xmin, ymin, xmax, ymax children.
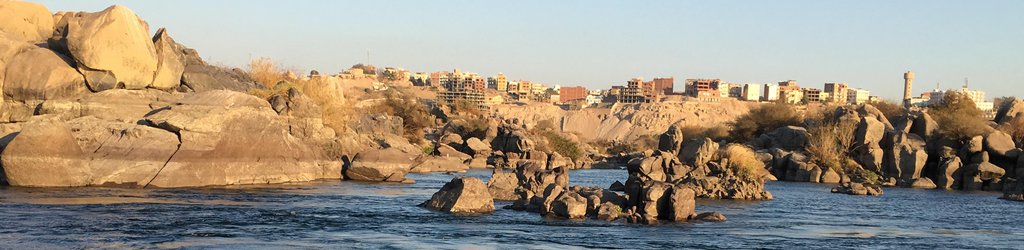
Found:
<box><xmin>492</xmin><ymin>100</ymin><xmax>755</xmax><ymax>142</ymax></box>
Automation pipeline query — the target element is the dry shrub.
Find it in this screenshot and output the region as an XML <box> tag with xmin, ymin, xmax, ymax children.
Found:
<box><xmin>867</xmin><ymin>99</ymin><xmax>904</xmax><ymax>122</ymax></box>
<box><xmin>729</xmin><ymin>102</ymin><xmax>803</xmax><ymax>142</ymax></box>
<box><xmin>680</xmin><ymin>125</ymin><xmax>731</xmax><ymax>142</ymax></box>
<box><xmin>368</xmin><ymin>90</ymin><xmax>434</xmax><ymax>143</ymax></box>
<box><xmin>930</xmin><ymin>92</ymin><xmax>993</xmax><ymax>140</ymax></box>
<box><xmin>806</xmin><ymin>115</ymin><xmax>857</xmax><ymax>172</ymax></box>
<box><xmin>720</xmin><ymin>144</ymin><xmax>764</xmax><ymax>181</ymax></box>
<box><xmin>248</xmin><ymin>57</ymin><xmax>289</xmax><ymax>88</ymax></box>
<box><xmin>542</xmin><ymin>131</ymin><xmax>583</xmax><ymax>161</ymax></box>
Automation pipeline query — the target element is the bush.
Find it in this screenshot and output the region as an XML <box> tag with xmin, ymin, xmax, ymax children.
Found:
<box><xmin>680</xmin><ymin>125</ymin><xmax>730</xmax><ymax>142</ymax></box>
<box><xmin>867</xmin><ymin>99</ymin><xmax>904</xmax><ymax>122</ymax></box>
<box><xmin>719</xmin><ymin>144</ymin><xmax>764</xmax><ymax>181</ymax></box>
<box><xmin>369</xmin><ymin>90</ymin><xmax>435</xmax><ymax>143</ymax></box>
<box><xmin>929</xmin><ymin>92</ymin><xmax>993</xmax><ymax>140</ymax></box>
<box><xmin>542</xmin><ymin>131</ymin><xmax>583</xmax><ymax>161</ymax></box>
<box><xmin>805</xmin><ymin>113</ymin><xmax>857</xmax><ymax>172</ymax></box>
<box><xmin>248</xmin><ymin>57</ymin><xmax>289</xmax><ymax>88</ymax></box>
<box><xmin>729</xmin><ymin>102</ymin><xmax>803</xmax><ymax>142</ymax></box>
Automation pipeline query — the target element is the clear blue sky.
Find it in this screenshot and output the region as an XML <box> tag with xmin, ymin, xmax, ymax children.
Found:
<box><xmin>36</xmin><ymin>0</ymin><xmax>1024</xmax><ymax>100</ymax></box>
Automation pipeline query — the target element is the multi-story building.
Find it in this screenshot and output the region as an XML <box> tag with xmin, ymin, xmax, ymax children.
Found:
<box><xmin>559</xmin><ymin>86</ymin><xmax>588</xmax><ymax>103</ymax></box>
<box><xmin>410</xmin><ymin>72</ymin><xmax>430</xmax><ymax>86</ymax></box>
<box><xmin>487</xmin><ymin>73</ymin><xmax>508</xmax><ymax>92</ymax></box>
<box><xmin>780</xmin><ymin>89</ymin><xmax>804</xmax><ymax>104</ymax></box>
<box><xmin>924</xmin><ymin>86</ymin><xmax>994</xmax><ymax>111</ymax></box>
<box><xmin>585</xmin><ymin>94</ymin><xmax>602</xmax><ymax>106</ymax></box>
<box><xmin>823</xmin><ymin>82</ymin><xmax>849</xmax><ymax>104</ymax></box>
<box><xmin>727</xmin><ymin>84</ymin><xmax>743</xmax><ymax>98</ymax></box>
<box><xmin>620</xmin><ymin>78</ymin><xmax>647</xmax><ymax>103</ymax></box>
<box><xmin>436</xmin><ymin>69</ymin><xmax>487</xmax><ymax>108</ymax></box>
<box><xmin>763</xmin><ymin>83</ymin><xmax>780</xmax><ymax>101</ymax></box>
<box><xmin>531</xmin><ymin>83</ymin><xmax>548</xmax><ymax>95</ymax></box>
<box><xmin>652</xmin><ymin>77</ymin><xmax>674</xmax><ymax>95</ymax></box>
<box><xmin>685</xmin><ymin>78</ymin><xmax>720</xmax><ymax>97</ymax></box>
<box><xmin>742</xmin><ymin>83</ymin><xmax>760</xmax><ymax>101</ymax></box>
<box><xmin>802</xmin><ymin>88</ymin><xmax>822</xmax><ymax>103</ymax></box>
<box><xmin>847</xmin><ymin>88</ymin><xmax>870</xmax><ymax>105</ymax></box>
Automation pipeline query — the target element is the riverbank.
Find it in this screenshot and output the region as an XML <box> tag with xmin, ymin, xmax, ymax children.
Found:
<box><xmin>0</xmin><ymin>169</ymin><xmax>1019</xmax><ymax>249</ymax></box>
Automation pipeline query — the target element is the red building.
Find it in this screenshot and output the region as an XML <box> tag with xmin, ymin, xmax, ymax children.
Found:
<box><xmin>653</xmin><ymin>77</ymin><xmax>674</xmax><ymax>94</ymax></box>
<box><xmin>559</xmin><ymin>86</ymin><xmax>588</xmax><ymax>103</ymax></box>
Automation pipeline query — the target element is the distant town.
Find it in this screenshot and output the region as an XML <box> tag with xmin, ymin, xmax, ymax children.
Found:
<box><xmin>327</xmin><ymin>65</ymin><xmax>997</xmax><ymax>114</ymax></box>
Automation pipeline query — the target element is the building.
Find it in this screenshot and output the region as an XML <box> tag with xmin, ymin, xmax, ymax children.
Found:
<box><xmin>780</xmin><ymin>89</ymin><xmax>804</xmax><ymax>104</ymax></box>
<box><xmin>924</xmin><ymin>86</ymin><xmax>995</xmax><ymax>111</ymax></box>
<box><xmin>685</xmin><ymin>78</ymin><xmax>720</xmax><ymax>96</ymax></box>
<box><xmin>742</xmin><ymin>83</ymin><xmax>760</xmax><ymax>101</ymax></box>
<box><xmin>824</xmin><ymin>82</ymin><xmax>849</xmax><ymax>104</ymax></box>
<box><xmin>763</xmin><ymin>83</ymin><xmax>780</xmax><ymax>101</ymax></box>
<box><xmin>652</xmin><ymin>77</ymin><xmax>674</xmax><ymax>95</ymax></box>
<box><xmin>847</xmin><ymin>88</ymin><xmax>870</xmax><ymax>105</ymax></box>
<box><xmin>436</xmin><ymin>69</ymin><xmax>487</xmax><ymax>108</ymax></box>
<box><xmin>903</xmin><ymin>71</ymin><xmax>914</xmax><ymax>107</ymax></box>
<box><xmin>487</xmin><ymin>72</ymin><xmax>508</xmax><ymax>92</ymax></box>
<box><xmin>727</xmin><ymin>84</ymin><xmax>743</xmax><ymax>98</ymax></box>
<box><xmin>620</xmin><ymin>78</ymin><xmax>647</xmax><ymax>103</ymax></box>
<box><xmin>585</xmin><ymin>94</ymin><xmax>602</xmax><ymax>106</ymax></box>
<box><xmin>559</xmin><ymin>86</ymin><xmax>588</xmax><ymax>103</ymax></box>
<box><xmin>778</xmin><ymin>80</ymin><xmax>800</xmax><ymax>91</ymax></box>
<box><xmin>802</xmin><ymin>88</ymin><xmax>822</xmax><ymax>103</ymax></box>
<box><xmin>410</xmin><ymin>72</ymin><xmax>430</xmax><ymax>86</ymax></box>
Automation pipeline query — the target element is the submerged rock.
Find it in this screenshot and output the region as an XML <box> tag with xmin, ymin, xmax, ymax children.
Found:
<box><xmin>832</xmin><ymin>182</ymin><xmax>884</xmax><ymax>196</ymax></box>
<box><xmin>421</xmin><ymin>177</ymin><xmax>495</xmax><ymax>214</ymax></box>
<box><xmin>694</xmin><ymin>212</ymin><xmax>727</xmax><ymax>222</ymax></box>
<box><xmin>345</xmin><ymin>148</ymin><xmax>414</xmax><ymax>182</ymax></box>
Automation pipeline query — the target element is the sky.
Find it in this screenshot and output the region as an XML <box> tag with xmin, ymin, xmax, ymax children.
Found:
<box><xmin>36</xmin><ymin>0</ymin><xmax>1024</xmax><ymax>100</ymax></box>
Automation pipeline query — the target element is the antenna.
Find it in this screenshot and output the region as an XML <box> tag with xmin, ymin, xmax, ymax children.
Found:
<box><xmin>964</xmin><ymin>77</ymin><xmax>969</xmax><ymax>89</ymax></box>
<box><xmin>366</xmin><ymin>50</ymin><xmax>370</xmax><ymax>65</ymax></box>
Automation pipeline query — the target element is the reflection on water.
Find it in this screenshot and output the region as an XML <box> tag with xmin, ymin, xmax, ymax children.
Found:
<box><xmin>0</xmin><ymin>169</ymin><xmax>1021</xmax><ymax>249</ymax></box>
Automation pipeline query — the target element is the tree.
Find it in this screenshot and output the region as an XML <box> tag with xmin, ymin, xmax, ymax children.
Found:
<box><xmin>929</xmin><ymin>91</ymin><xmax>992</xmax><ymax>140</ymax></box>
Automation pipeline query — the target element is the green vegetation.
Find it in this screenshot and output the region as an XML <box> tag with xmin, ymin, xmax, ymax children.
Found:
<box><xmin>929</xmin><ymin>91</ymin><xmax>992</xmax><ymax>140</ymax></box>
<box><xmin>729</xmin><ymin>102</ymin><xmax>803</xmax><ymax>142</ymax></box>
<box><xmin>542</xmin><ymin>131</ymin><xmax>583</xmax><ymax>161</ymax></box>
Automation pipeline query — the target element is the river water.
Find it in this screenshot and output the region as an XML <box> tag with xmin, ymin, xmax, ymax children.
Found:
<box><xmin>0</xmin><ymin>169</ymin><xmax>1020</xmax><ymax>249</ymax></box>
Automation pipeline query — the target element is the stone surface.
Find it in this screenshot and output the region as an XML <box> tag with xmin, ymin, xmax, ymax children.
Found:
<box><xmin>768</xmin><ymin>126</ymin><xmax>809</xmax><ymax>151</ymax></box>
<box><xmin>57</xmin><ymin>5</ymin><xmax>159</xmax><ymax>90</ymax></box>
<box><xmin>694</xmin><ymin>212</ymin><xmax>727</xmax><ymax>222</ymax></box>
<box><xmin>0</xmin><ymin>1</ymin><xmax>54</xmax><ymax>43</ymax></box>
<box><xmin>855</xmin><ymin>116</ymin><xmax>885</xmax><ymax>146</ymax></box>
<box><xmin>658</xmin><ymin>124</ymin><xmax>684</xmax><ymax>153</ymax></box>
<box><xmin>1</xmin><ymin>117</ymin><xmax>90</xmax><ymax>187</ymax></box>
<box><xmin>143</xmin><ymin>90</ymin><xmax>341</xmax><ymax>187</ymax></box>
<box><xmin>984</xmin><ymin>130</ymin><xmax>1016</xmax><ymax>158</ymax></box>
<box><xmin>832</xmin><ymin>182</ymin><xmax>884</xmax><ymax>196</ymax></box>
<box><xmin>935</xmin><ymin>156</ymin><xmax>963</xmax><ymax>190</ymax></box>
<box><xmin>150</xmin><ymin>28</ymin><xmax>185</xmax><ymax>90</ymax></box>
<box><xmin>180</xmin><ymin>64</ymin><xmax>260</xmax><ymax>92</ymax></box>
<box><xmin>409</xmin><ymin>156</ymin><xmax>468</xmax><ymax>173</ymax></box>
<box><xmin>551</xmin><ymin>191</ymin><xmax>588</xmax><ymax>219</ymax></box>
<box><xmin>680</xmin><ymin>137</ymin><xmax>719</xmax><ymax>167</ymax></box>
<box><xmin>465</xmin><ymin>137</ymin><xmax>491</xmax><ymax>156</ymax></box>
<box><xmin>910</xmin><ymin>177</ymin><xmax>937</xmax><ymax>189</ymax></box>
<box><xmin>345</xmin><ymin>148</ymin><xmax>414</xmax><ymax>182</ymax></box>
<box><xmin>596</xmin><ymin>202</ymin><xmax>623</xmax><ymax>221</ymax></box>
<box><xmin>487</xmin><ymin>169</ymin><xmax>519</xmax><ymax>201</ymax></box>
<box><xmin>3</xmin><ymin>47</ymin><xmax>87</xmax><ymax>101</ymax></box>
<box><xmin>421</xmin><ymin>177</ymin><xmax>495</xmax><ymax>214</ymax></box>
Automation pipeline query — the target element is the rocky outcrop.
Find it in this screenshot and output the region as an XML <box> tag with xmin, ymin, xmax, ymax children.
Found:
<box><xmin>766</xmin><ymin>126</ymin><xmax>809</xmax><ymax>151</ymax></box>
<box><xmin>344</xmin><ymin>148</ymin><xmax>414</xmax><ymax>182</ymax></box>
<box><xmin>150</xmin><ymin>28</ymin><xmax>185</xmax><ymax>90</ymax></box>
<box><xmin>3</xmin><ymin>47</ymin><xmax>86</xmax><ymax>101</ymax></box>
<box><xmin>421</xmin><ymin>177</ymin><xmax>495</xmax><ymax>214</ymax></box>
<box><xmin>658</xmin><ymin>124</ymin><xmax>684</xmax><ymax>152</ymax></box>
<box><xmin>680</xmin><ymin>138</ymin><xmax>719</xmax><ymax>167</ymax></box>
<box><xmin>409</xmin><ymin>156</ymin><xmax>468</xmax><ymax>173</ymax></box>
<box><xmin>994</xmin><ymin>99</ymin><xmax>1024</xmax><ymax>124</ymax></box>
<box><xmin>180</xmin><ymin>64</ymin><xmax>260</xmax><ymax>92</ymax></box>
<box><xmin>0</xmin><ymin>1</ymin><xmax>54</xmax><ymax>43</ymax></box>
<box><xmin>53</xmin><ymin>5</ymin><xmax>159</xmax><ymax>91</ymax></box>
<box><xmin>1</xmin><ymin>117</ymin><xmax>91</xmax><ymax>187</ymax></box>
<box><xmin>832</xmin><ymin>182</ymin><xmax>884</xmax><ymax>196</ymax></box>
<box><xmin>487</xmin><ymin>169</ymin><xmax>519</xmax><ymax>200</ymax></box>
<box><xmin>984</xmin><ymin>130</ymin><xmax>1016</xmax><ymax>159</ymax></box>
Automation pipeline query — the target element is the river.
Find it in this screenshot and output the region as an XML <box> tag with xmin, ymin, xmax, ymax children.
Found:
<box><xmin>0</xmin><ymin>169</ymin><xmax>1020</xmax><ymax>249</ymax></box>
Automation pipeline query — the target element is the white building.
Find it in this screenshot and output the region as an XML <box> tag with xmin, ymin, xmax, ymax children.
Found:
<box><xmin>742</xmin><ymin>83</ymin><xmax>760</xmax><ymax>101</ymax></box>
<box><xmin>847</xmin><ymin>88</ymin><xmax>871</xmax><ymax>105</ymax></box>
<box><xmin>924</xmin><ymin>87</ymin><xmax>994</xmax><ymax>111</ymax></box>
<box><xmin>762</xmin><ymin>84</ymin><xmax>779</xmax><ymax>101</ymax></box>
<box><xmin>585</xmin><ymin>94</ymin><xmax>602</xmax><ymax>106</ymax></box>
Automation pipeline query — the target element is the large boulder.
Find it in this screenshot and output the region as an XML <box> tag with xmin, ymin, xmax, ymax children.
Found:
<box><xmin>1</xmin><ymin>117</ymin><xmax>90</xmax><ymax>187</ymax></box>
<box><xmin>465</xmin><ymin>137</ymin><xmax>491</xmax><ymax>156</ymax></box>
<box><xmin>3</xmin><ymin>47</ymin><xmax>87</xmax><ymax>101</ymax></box>
<box><xmin>345</xmin><ymin>148</ymin><xmax>414</xmax><ymax>182</ymax></box>
<box><xmin>150</xmin><ymin>28</ymin><xmax>185</xmax><ymax>90</ymax></box>
<box><xmin>994</xmin><ymin>99</ymin><xmax>1024</xmax><ymax>124</ymax></box>
<box><xmin>857</xmin><ymin>104</ymin><xmax>894</xmax><ymax>130</ymax></box>
<box><xmin>487</xmin><ymin>169</ymin><xmax>519</xmax><ymax>201</ymax></box>
<box><xmin>408</xmin><ymin>156</ymin><xmax>468</xmax><ymax>173</ymax></box>
<box><xmin>767</xmin><ymin>126</ymin><xmax>809</xmax><ymax>151</ymax></box>
<box><xmin>66</xmin><ymin>116</ymin><xmax>180</xmax><ymax>187</ymax></box>
<box><xmin>143</xmin><ymin>90</ymin><xmax>341</xmax><ymax>187</ymax></box>
<box><xmin>854</xmin><ymin>116</ymin><xmax>885</xmax><ymax>146</ymax></box>
<box><xmin>909</xmin><ymin>111</ymin><xmax>938</xmax><ymax>139</ymax></box>
<box><xmin>663</xmin><ymin>186</ymin><xmax>696</xmax><ymax>222</ymax></box>
<box><xmin>180</xmin><ymin>64</ymin><xmax>260</xmax><ymax>92</ymax></box>
<box><xmin>37</xmin><ymin>89</ymin><xmax>182</xmax><ymax>123</ymax></box>
<box><xmin>0</xmin><ymin>1</ymin><xmax>54</xmax><ymax>43</ymax></box>
<box><xmin>657</xmin><ymin>124</ymin><xmax>684</xmax><ymax>153</ymax></box>
<box><xmin>679</xmin><ymin>137</ymin><xmax>719</xmax><ymax>167</ymax></box>
<box><xmin>421</xmin><ymin>177</ymin><xmax>495</xmax><ymax>214</ymax></box>
<box><xmin>551</xmin><ymin>191</ymin><xmax>588</xmax><ymax>219</ymax></box>
<box><xmin>55</xmin><ymin>5</ymin><xmax>159</xmax><ymax>91</ymax></box>
<box><xmin>935</xmin><ymin>156</ymin><xmax>963</xmax><ymax>190</ymax></box>
<box><xmin>984</xmin><ymin>130</ymin><xmax>1016</xmax><ymax>159</ymax></box>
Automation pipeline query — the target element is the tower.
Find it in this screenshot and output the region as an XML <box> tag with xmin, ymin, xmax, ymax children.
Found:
<box><xmin>903</xmin><ymin>71</ymin><xmax>914</xmax><ymax>107</ymax></box>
